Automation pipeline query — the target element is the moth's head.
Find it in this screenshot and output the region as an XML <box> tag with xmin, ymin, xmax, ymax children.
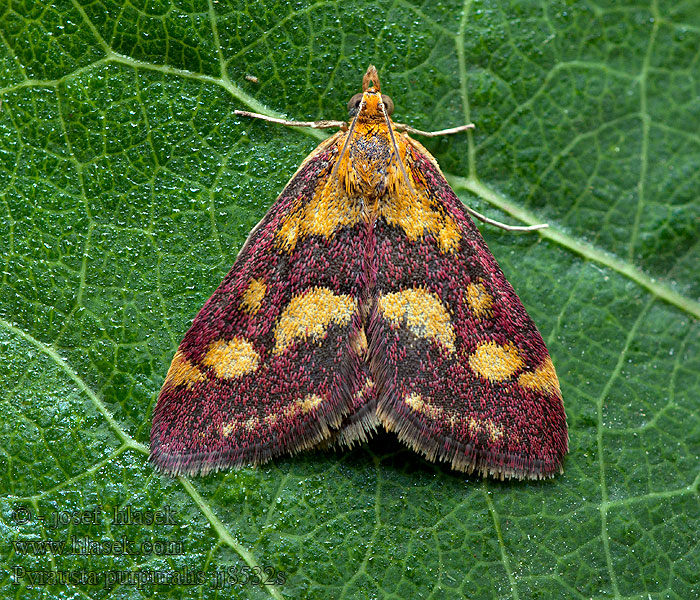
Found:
<box><xmin>347</xmin><ymin>64</ymin><xmax>394</xmax><ymax>119</ymax></box>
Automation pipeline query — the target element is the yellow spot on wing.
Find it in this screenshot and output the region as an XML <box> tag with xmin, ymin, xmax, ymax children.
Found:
<box><xmin>275</xmin><ymin>177</ymin><xmax>362</xmax><ymax>253</ymax></box>
<box><xmin>403</xmin><ymin>393</ymin><xmax>503</xmax><ymax>441</ymax></box>
<box><xmin>240</xmin><ymin>278</ymin><xmax>266</xmax><ymax>315</ymax></box>
<box><xmin>163</xmin><ymin>351</ymin><xmax>205</xmax><ymax>388</ymax></box>
<box><xmin>273</xmin><ymin>287</ymin><xmax>356</xmax><ymax>354</ymax></box>
<box><xmin>465</xmin><ymin>282</ymin><xmax>494</xmax><ymax>319</ymax></box>
<box><xmin>518</xmin><ymin>357</ymin><xmax>562</xmax><ymax>397</ymax></box>
<box><xmin>378</xmin><ymin>288</ymin><xmax>456</xmax><ymax>353</ymax></box>
<box><xmin>468</xmin><ymin>417</ymin><xmax>503</xmax><ymax>441</ymax></box>
<box><xmin>379</xmin><ymin>185</ymin><xmax>460</xmax><ymax>254</ymax></box>
<box><xmin>202</xmin><ymin>338</ymin><xmax>261</xmax><ymax>379</ymax></box>
<box><xmin>404</xmin><ymin>393</ymin><xmax>443</xmax><ymax>420</ymax></box>
<box><xmin>276</xmin><ymin>210</ymin><xmax>301</xmax><ymax>251</ymax></box>
<box><xmin>220</xmin><ymin>394</ymin><xmax>326</xmax><ymax>439</ymax></box>
<box><xmin>297</xmin><ymin>394</ymin><xmax>324</xmax><ymax>414</ymax></box>
<box><xmin>437</xmin><ymin>218</ymin><xmax>461</xmax><ymax>253</ymax></box>
<box><xmin>468</xmin><ymin>341</ymin><xmax>524</xmax><ymax>381</ymax></box>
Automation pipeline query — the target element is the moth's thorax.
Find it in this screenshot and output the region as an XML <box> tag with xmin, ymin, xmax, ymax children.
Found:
<box><xmin>336</xmin><ymin>121</ymin><xmax>408</xmax><ymax>200</ymax></box>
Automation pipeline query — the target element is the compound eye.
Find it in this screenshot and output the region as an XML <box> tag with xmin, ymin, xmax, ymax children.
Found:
<box><xmin>381</xmin><ymin>94</ymin><xmax>394</xmax><ymax>115</ymax></box>
<box><xmin>347</xmin><ymin>93</ymin><xmax>364</xmax><ymax>115</ymax></box>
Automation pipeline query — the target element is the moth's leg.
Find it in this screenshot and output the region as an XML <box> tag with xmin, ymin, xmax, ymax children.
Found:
<box><xmin>234</xmin><ymin>110</ymin><xmax>348</xmax><ymax>130</ymax></box>
<box><xmin>393</xmin><ymin>123</ymin><xmax>474</xmax><ymax>137</ymax></box>
<box><xmin>465</xmin><ymin>206</ymin><xmax>548</xmax><ymax>232</ymax></box>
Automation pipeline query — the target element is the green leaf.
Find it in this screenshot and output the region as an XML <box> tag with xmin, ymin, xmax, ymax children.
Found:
<box><xmin>2</xmin><ymin>1</ymin><xmax>699</xmax><ymax>598</ymax></box>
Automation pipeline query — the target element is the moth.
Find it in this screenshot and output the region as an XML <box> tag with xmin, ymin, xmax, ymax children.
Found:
<box><xmin>150</xmin><ymin>65</ymin><xmax>568</xmax><ymax>479</ymax></box>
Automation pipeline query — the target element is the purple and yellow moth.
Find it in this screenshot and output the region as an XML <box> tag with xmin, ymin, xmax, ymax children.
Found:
<box><xmin>150</xmin><ymin>66</ymin><xmax>568</xmax><ymax>479</ymax></box>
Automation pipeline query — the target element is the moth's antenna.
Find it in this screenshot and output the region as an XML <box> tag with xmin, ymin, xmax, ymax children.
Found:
<box><xmin>380</xmin><ymin>98</ymin><xmax>414</xmax><ymax>193</ymax></box>
<box><xmin>333</xmin><ymin>64</ymin><xmax>378</xmax><ymax>180</ymax></box>
<box><xmin>331</xmin><ymin>97</ymin><xmax>364</xmax><ymax>179</ymax></box>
